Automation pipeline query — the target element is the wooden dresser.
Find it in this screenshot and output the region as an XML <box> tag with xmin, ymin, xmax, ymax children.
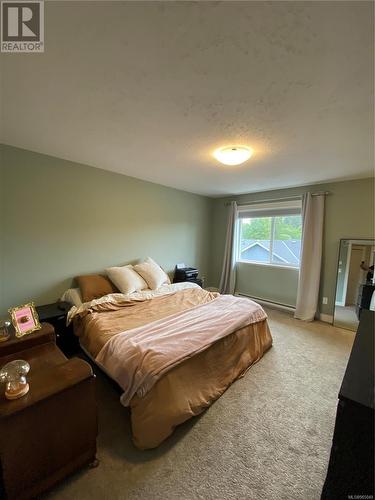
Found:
<box><xmin>0</xmin><ymin>324</ymin><xmax>98</xmax><ymax>500</ymax></box>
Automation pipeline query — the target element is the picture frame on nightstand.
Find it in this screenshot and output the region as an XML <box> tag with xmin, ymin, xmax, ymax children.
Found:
<box><xmin>8</xmin><ymin>302</ymin><xmax>42</xmax><ymax>338</ymax></box>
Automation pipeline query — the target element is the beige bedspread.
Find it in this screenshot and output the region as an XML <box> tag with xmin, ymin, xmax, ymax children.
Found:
<box><xmin>74</xmin><ymin>287</ymin><xmax>217</xmax><ymax>357</ymax></box>
<box><xmin>131</xmin><ymin>320</ymin><xmax>272</xmax><ymax>449</ymax></box>
<box><xmin>73</xmin><ymin>287</ymin><xmax>272</xmax><ymax>449</ymax></box>
<box><xmin>96</xmin><ymin>294</ymin><xmax>267</xmax><ymax>405</ymax></box>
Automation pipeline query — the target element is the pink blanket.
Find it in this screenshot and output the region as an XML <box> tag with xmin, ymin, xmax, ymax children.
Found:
<box><xmin>95</xmin><ymin>294</ymin><xmax>267</xmax><ymax>406</ymax></box>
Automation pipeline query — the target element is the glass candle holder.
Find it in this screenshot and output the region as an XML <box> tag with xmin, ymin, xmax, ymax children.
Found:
<box><xmin>0</xmin><ymin>320</ymin><xmax>11</xmax><ymax>343</ymax></box>
<box><xmin>0</xmin><ymin>360</ymin><xmax>30</xmax><ymax>400</ymax></box>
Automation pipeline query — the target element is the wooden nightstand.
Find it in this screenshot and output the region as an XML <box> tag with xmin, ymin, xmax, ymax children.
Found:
<box><xmin>35</xmin><ymin>302</ymin><xmax>78</xmax><ymax>356</ymax></box>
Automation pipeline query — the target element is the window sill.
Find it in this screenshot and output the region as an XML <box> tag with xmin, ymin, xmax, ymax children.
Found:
<box><xmin>236</xmin><ymin>260</ymin><xmax>300</xmax><ymax>271</ymax></box>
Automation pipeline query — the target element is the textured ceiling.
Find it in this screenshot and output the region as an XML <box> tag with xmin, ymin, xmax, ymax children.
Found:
<box><xmin>1</xmin><ymin>1</ymin><xmax>373</xmax><ymax>196</ymax></box>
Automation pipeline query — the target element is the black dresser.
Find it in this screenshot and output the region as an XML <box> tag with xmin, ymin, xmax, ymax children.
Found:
<box><xmin>36</xmin><ymin>302</ymin><xmax>78</xmax><ymax>355</ymax></box>
<box><xmin>321</xmin><ymin>309</ymin><xmax>374</xmax><ymax>499</ymax></box>
<box><xmin>356</xmin><ymin>283</ymin><xmax>375</xmax><ymax>318</ymax></box>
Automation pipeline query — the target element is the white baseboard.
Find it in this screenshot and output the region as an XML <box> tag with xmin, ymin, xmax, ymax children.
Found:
<box><xmin>317</xmin><ymin>313</ymin><xmax>334</xmax><ymax>324</ymax></box>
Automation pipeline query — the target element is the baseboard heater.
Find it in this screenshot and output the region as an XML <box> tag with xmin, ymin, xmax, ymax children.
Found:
<box><xmin>236</xmin><ymin>293</ymin><xmax>333</xmax><ymax>324</ymax></box>
<box><xmin>236</xmin><ymin>293</ymin><xmax>296</xmax><ymax>313</ymax></box>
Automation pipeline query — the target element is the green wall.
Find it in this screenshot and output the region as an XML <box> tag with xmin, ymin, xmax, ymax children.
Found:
<box><xmin>0</xmin><ymin>161</ymin><xmax>3</xmax><ymax>315</ymax></box>
<box><xmin>1</xmin><ymin>144</ymin><xmax>373</xmax><ymax>320</ymax></box>
<box><xmin>236</xmin><ymin>262</ymin><xmax>299</xmax><ymax>307</ymax></box>
<box><xmin>210</xmin><ymin>178</ymin><xmax>374</xmax><ymax>316</ymax></box>
<box><xmin>0</xmin><ymin>145</ymin><xmax>212</xmax><ymax>315</ymax></box>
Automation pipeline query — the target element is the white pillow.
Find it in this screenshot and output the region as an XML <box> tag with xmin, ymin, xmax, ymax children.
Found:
<box><xmin>106</xmin><ymin>265</ymin><xmax>147</xmax><ymax>295</ymax></box>
<box><xmin>61</xmin><ymin>288</ymin><xmax>83</xmax><ymax>307</ymax></box>
<box><xmin>144</xmin><ymin>257</ymin><xmax>171</xmax><ymax>284</ymax></box>
<box><xmin>134</xmin><ymin>258</ymin><xmax>170</xmax><ymax>290</ymax></box>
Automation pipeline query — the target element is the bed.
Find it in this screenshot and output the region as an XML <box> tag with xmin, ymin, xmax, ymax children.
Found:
<box><xmin>68</xmin><ymin>282</ymin><xmax>272</xmax><ymax>449</ymax></box>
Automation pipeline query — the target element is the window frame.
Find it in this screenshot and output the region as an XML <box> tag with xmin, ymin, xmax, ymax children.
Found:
<box><xmin>236</xmin><ymin>201</ymin><xmax>302</xmax><ymax>269</ymax></box>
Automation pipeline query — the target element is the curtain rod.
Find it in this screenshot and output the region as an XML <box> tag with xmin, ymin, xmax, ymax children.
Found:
<box><xmin>225</xmin><ymin>191</ymin><xmax>331</xmax><ymax>207</ymax></box>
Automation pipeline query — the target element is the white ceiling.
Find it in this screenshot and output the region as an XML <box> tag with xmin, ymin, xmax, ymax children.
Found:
<box><xmin>1</xmin><ymin>1</ymin><xmax>373</xmax><ymax>196</ymax></box>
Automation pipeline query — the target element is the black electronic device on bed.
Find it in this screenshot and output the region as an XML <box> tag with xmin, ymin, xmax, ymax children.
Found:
<box><xmin>173</xmin><ymin>266</ymin><xmax>202</xmax><ymax>286</ymax></box>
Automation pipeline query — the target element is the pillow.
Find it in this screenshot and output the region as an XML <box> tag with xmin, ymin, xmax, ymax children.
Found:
<box><xmin>106</xmin><ymin>265</ymin><xmax>148</xmax><ymax>295</ymax></box>
<box><xmin>61</xmin><ymin>288</ymin><xmax>83</xmax><ymax>307</ymax></box>
<box><xmin>145</xmin><ymin>257</ymin><xmax>171</xmax><ymax>284</ymax></box>
<box><xmin>134</xmin><ymin>258</ymin><xmax>170</xmax><ymax>290</ymax></box>
<box><xmin>76</xmin><ymin>274</ymin><xmax>118</xmax><ymax>303</ymax></box>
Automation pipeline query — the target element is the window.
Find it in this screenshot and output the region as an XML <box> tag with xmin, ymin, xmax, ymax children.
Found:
<box><xmin>237</xmin><ymin>201</ymin><xmax>302</xmax><ymax>268</ymax></box>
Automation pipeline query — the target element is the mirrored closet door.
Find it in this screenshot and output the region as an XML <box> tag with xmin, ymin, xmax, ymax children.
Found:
<box><xmin>334</xmin><ymin>239</ymin><xmax>375</xmax><ymax>331</ymax></box>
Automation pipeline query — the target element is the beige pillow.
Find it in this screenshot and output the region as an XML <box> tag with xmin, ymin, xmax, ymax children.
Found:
<box><xmin>134</xmin><ymin>258</ymin><xmax>170</xmax><ymax>290</ymax></box>
<box><xmin>144</xmin><ymin>257</ymin><xmax>171</xmax><ymax>284</ymax></box>
<box><xmin>61</xmin><ymin>288</ymin><xmax>83</xmax><ymax>307</ymax></box>
<box><xmin>106</xmin><ymin>265</ymin><xmax>147</xmax><ymax>295</ymax></box>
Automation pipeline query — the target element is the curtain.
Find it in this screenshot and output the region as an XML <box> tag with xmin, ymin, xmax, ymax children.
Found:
<box><xmin>295</xmin><ymin>193</ymin><xmax>325</xmax><ymax>321</ymax></box>
<box><xmin>219</xmin><ymin>201</ymin><xmax>238</xmax><ymax>294</ymax></box>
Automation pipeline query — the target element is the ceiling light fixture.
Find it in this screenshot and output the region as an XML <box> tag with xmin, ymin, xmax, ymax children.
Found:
<box><xmin>213</xmin><ymin>145</ymin><xmax>253</xmax><ymax>166</ymax></box>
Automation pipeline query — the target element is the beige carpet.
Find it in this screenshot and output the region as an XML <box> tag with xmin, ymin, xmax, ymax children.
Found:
<box><xmin>334</xmin><ymin>305</ymin><xmax>359</xmax><ymax>331</ymax></box>
<box><xmin>45</xmin><ymin>308</ymin><xmax>354</xmax><ymax>500</ymax></box>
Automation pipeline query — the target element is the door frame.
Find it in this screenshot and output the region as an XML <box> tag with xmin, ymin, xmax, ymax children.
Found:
<box><xmin>340</xmin><ymin>242</ymin><xmax>352</xmax><ymax>306</ymax></box>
